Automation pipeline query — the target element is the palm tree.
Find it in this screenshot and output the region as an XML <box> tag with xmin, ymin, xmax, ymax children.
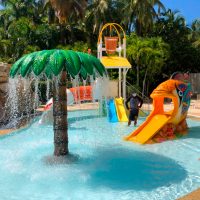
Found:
<box><xmin>151</xmin><ymin>9</ymin><xmax>191</xmax><ymax>44</ymax></box>
<box><xmin>122</xmin><ymin>0</ymin><xmax>165</xmax><ymax>36</ymax></box>
<box><xmin>150</xmin><ymin>9</ymin><xmax>196</xmax><ymax>74</ymax></box>
<box><xmin>41</xmin><ymin>0</ymin><xmax>56</xmax><ymax>24</ymax></box>
<box><xmin>190</xmin><ymin>19</ymin><xmax>200</xmax><ymax>47</ymax></box>
<box><xmin>85</xmin><ymin>0</ymin><xmax>109</xmax><ymax>34</ymax></box>
<box><xmin>139</xmin><ymin>37</ymin><xmax>169</xmax><ymax>95</ymax></box>
<box><xmin>165</xmin><ymin>9</ymin><xmax>187</xmax><ymax>28</ymax></box>
<box><xmin>44</xmin><ymin>0</ymin><xmax>88</xmax><ymax>24</ymax></box>
<box><xmin>0</xmin><ymin>0</ymin><xmax>29</xmax><ymax>19</ymax></box>
<box><xmin>127</xmin><ymin>34</ymin><xmax>143</xmax><ymax>87</ymax></box>
<box><xmin>42</xmin><ymin>0</ymin><xmax>87</xmax><ymax>44</ymax></box>
<box><xmin>127</xmin><ymin>34</ymin><xmax>169</xmax><ymax>93</ymax></box>
<box><xmin>10</xmin><ymin>50</ymin><xmax>107</xmax><ymax>157</ymax></box>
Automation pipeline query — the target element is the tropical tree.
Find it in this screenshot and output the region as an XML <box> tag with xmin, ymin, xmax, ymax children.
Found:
<box><xmin>127</xmin><ymin>34</ymin><xmax>143</xmax><ymax>87</ymax></box>
<box><xmin>7</xmin><ymin>17</ymin><xmax>33</xmax><ymax>60</ymax></box>
<box><xmin>0</xmin><ymin>1</ymin><xmax>47</xmax><ymax>61</ymax></box>
<box><xmin>84</xmin><ymin>0</ymin><xmax>111</xmax><ymax>47</ymax></box>
<box><xmin>57</xmin><ymin>41</ymin><xmax>89</xmax><ymax>53</ymax></box>
<box><xmin>190</xmin><ymin>19</ymin><xmax>200</xmax><ymax>47</ymax></box>
<box><xmin>122</xmin><ymin>0</ymin><xmax>165</xmax><ymax>35</ymax></box>
<box><xmin>150</xmin><ymin>9</ymin><xmax>200</xmax><ymax>74</ymax></box>
<box><xmin>42</xmin><ymin>0</ymin><xmax>88</xmax><ymax>44</ymax></box>
<box><xmin>0</xmin><ymin>0</ymin><xmax>32</xmax><ymax>19</ymax></box>
<box><xmin>0</xmin><ymin>8</ymin><xmax>13</xmax><ymax>61</ymax></box>
<box><xmin>139</xmin><ymin>37</ymin><xmax>169</xmax><ymax>95</ymax></box>
<box><xmin>45</xmin><ymin>0</ymin><xmax>88</xmax><ymax>23</ymax></box>
<box><xmin>41</xmin><ymin>0</ymin><xmax>57</xmax><ymax>24</ymax></box>
<box><xmin>30</xmin><ymin>23</ymin><xmax>58</xmax><ymax>49</ymax></box>
<box><xmin>9</xmin><ymin>50</ymin><xmax>107</xmax><ymax>157</ymax></box>
<box><xmin>85</xmin><ymin>0</ymin><xmax>109</xmax><ymax>34</ymax></box>
<box><xmin>127</xmin><ymin>33</ymin><xmax>169</xmax><ymax>95</ymax></box>
<box><xmin>0</xmin><ymin>7</ymin><xmax>13</xmax><ymax>31</ymax></box>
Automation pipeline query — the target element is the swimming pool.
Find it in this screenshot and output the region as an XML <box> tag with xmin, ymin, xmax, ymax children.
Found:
<box><xmin>0</xmin><ymin>109</ymin><xmax>200</xmax><ymax>200</ymax></box>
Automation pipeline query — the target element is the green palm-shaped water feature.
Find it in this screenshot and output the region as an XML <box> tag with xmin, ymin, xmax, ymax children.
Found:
<box><xmin>10</xmin><ymin>49</ymin><xmax>106</xmax><ymax>78</ymax></box>
<box><xmin>10</xmin><ymin>49</ymin><xmax>107</xmax><ymax>157</ymax></box>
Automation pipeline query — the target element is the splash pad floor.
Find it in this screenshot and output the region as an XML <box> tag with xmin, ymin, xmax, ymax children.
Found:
<box><xmin>1</xmin><ymin>102</ymin><xmax>200</xmax><ymax>200</ymax></box>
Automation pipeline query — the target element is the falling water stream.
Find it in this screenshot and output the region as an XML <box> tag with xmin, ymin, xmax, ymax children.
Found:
<box><xmin>3</xmin><ymin>72</ymin><xmax>110</xmax><ymax>129</ymax></box>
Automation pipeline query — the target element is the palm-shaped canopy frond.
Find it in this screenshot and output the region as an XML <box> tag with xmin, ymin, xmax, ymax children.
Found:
<box><xmin>9</xmin><ymin>49</ymin><xmax>107</xmax><ymax>79</ymax></box>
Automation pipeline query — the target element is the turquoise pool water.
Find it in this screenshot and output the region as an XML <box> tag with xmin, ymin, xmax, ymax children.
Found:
<box><xmin>1</xmin><ymin>110</ymin><xmax>200</xmax><ymax>200</ymax></box>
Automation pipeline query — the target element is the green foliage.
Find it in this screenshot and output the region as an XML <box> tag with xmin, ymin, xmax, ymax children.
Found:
<box><xmin>72</xmin><ymin>41</ymin><xmax>89</xmax><ymax>52</ymax></box>
<box><xmin>30</xmin><ymin>24</ymin><xmax>57</xmax><ymax>49</ymax></box>
<box><xmin>8</xmin><ymin>17</ymin><xmax>30</xmax><ymax>39</ymax></box>
<box><xmin>149</xmin><ymin>9</ymin><xmax>200</xmax><ymax>74</ymax></box>
<box><xmin>127</xmin><ymin>34</ymin><xmax>169</xmax><ymax>72</ymax></box>
<box><xmin>121</xmin><ymin>0</ymin><xmax>166</xmax><ymax>35</ymax></box>
<box><xmin>127</xmin><ymin>33</ymin><xmax>169</xmax><ymax>94</ymax></box>
<box><xmin>56</xmin><ymin>41</ymin><xmax>89</xmax><ymax>52</ymax></box>
<box><xmin>190</xmin><ymin>19</ymin><xmax>200</xmax><ymax>48</ymax></box>
<box><xmin>23</xmin><ymin>45</ymin><xmax>40</xmax><ymax>54</ymax></box>
<box><xmin>0</xmin><ymin>0</ymin><xmax>200</xmax><ymax>94</ymax></box>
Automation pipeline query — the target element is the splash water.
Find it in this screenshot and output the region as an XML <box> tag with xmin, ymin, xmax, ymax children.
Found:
<box><xmin>5</xmin><ymin>76</ymin><xmax>38</xmax><ymax>127</ymax></box>
<box><xmin>3</xmin><ymin>72</ymin><xmax>109</xmax><ymax>129</ymax></box>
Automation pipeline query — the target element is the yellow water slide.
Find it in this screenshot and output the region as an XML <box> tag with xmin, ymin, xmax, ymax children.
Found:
<box><xmin>125</xmin><ymin>79</ymin><xmax>191</xmax><ymax>144</ymax></box>
<box><xmin>114</xmin><ymin>97</ymin><xmax>128</xmax><ymax>122</ymax></box>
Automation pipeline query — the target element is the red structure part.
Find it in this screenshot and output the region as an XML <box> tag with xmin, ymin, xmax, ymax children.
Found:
<box><xmin>69</xmin><ymin>86</ymin><xmax>92</xmax><ymax>103</ymax></box>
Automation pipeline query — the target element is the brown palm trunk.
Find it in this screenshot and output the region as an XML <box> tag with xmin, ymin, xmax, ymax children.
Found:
<box><xmin>53</xmin><ymin>71</ymin><xmax>68</xmax><ymax>156</ymax></box>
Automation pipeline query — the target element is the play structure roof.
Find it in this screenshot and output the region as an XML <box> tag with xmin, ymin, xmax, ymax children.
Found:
<box><xmin>100</xmin><ymin>56</ymin><xmax>131</xmax><ymax>69</ymax></box>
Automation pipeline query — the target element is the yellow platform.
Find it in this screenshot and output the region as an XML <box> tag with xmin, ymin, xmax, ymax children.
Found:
<box><xmin>100</xmin><ymin>56</ymin><xmax>131</xmax><ymax>69</ymax></box>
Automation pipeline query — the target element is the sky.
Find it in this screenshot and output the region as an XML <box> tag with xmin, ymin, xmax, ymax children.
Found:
<box><xmin>161</xmin><ymin>0</ymin><xmax>200</xmax><ymax>25</ymax></box>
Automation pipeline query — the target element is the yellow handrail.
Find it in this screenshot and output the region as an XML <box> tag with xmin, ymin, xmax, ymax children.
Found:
<box><xmin>97</xmin><ymin>23</ymin><xmax>126</xmax><ymax>44</ymax></box>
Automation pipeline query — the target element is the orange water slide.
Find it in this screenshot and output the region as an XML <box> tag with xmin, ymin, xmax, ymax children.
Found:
<box><xmin>125</xmin><ymin>79</ymin><xmax>191</xmax><ymax>144</ymax></box>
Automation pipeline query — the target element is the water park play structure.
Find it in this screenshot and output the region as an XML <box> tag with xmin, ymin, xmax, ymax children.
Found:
<box><xmin>8</xmin><ymin>23</ymin><xmax>193</xmax><ymax>148</ymax></box>
<box><xmin>2</xmin><ymin>24</ymin><xmax>198</xmax><ymax>200</ymax></box>
<box><xmin>97</xmin><ymin>23</ymin><xmax>133</xmax><ymax>123</ymax></box>
<box><xmin>106</xmin><ymin>97</ymin><xmax>147</xmax><ymax>123</ymax></box>
<box><xmin>35</xmin><ymin>23</ymin><xmax>192</xmax><ymax>145</ymax></box>
<box><xmin>125</xmin><ymin>72</ymin><xmax>192</xmax><ymax>144</ymax></box>
<box><xmin>42</xmin><ymin>23</ymin><xmax>145</xmax><ymax>124</ymax></box>
<box><xmin>3</xmin><ymin>22</ymin><xmax>199</xmax><ymax>200</ymax></box>
<box><xmin>97</xmin><ymin>23</ymin><xmax>147</xmax><ymax>123</ymax></box>
<box><xmin>97</xmin><ymin>23</ymin><xmax>131</xmax><ymax>100</ymax></box>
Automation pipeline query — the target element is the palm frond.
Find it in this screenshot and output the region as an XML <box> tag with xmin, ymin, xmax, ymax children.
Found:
<box><xmin>20</xmin><ymin>52</ymin><xmax>37</xmax><ymax>77</ymax></box>
<box><xmin>48</xmin><ymin>50</ymin><xmax>65</xmax><ymax>76</ymax></box>
<box><xmin>78</xmin><ymin>52</ymin><xmax>94</xmax><ymax>75</ymax></box>
<box><xmin>32</xmin><ymin>50</ymin><xmax>53</xmax><ymax>76</ymax></box>
<box><xmin>10</xmin><ymin>49</ymin><xmax>107</xmax><ymax>79</ymax></box>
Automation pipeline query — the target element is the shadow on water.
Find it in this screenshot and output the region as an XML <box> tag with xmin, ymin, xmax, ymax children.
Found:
<box><xmin>0</xmin><ymin>114</ymin><xmax>101</xmax><ymax>137</ymax></box>
<box><xmin>68</xmin><ymin>115</ymin><xmax>101</xmax><ymax>131</ymax></box>
<box><xmin>79</xmin><ymin>147</ymin><xmax>187</xmax><ymax>191</ymax></box>
<box><xmin>69</xmin><ymin>127</ymin><xmax>87</xmax><ymax>131</ymax></box>
<box><xmin>68</xmin><ymin>115</ymin><xmax>101</xmax><ymax>123</ymax></box>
